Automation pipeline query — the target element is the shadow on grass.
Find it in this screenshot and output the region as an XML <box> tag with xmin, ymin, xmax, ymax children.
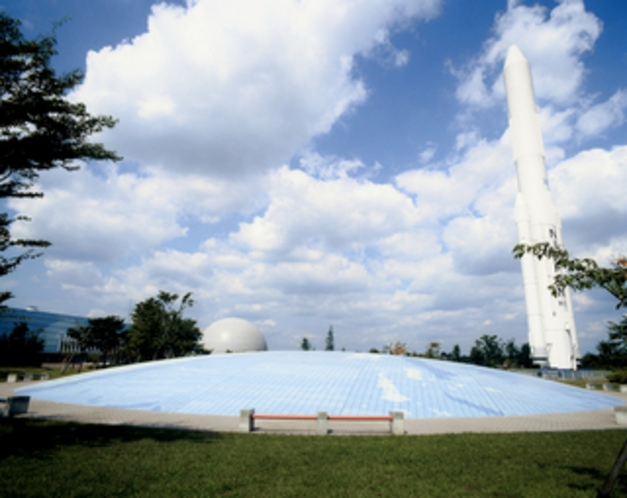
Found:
<box><xmin>567</xmin><ymin>465</ymin><xmax>627</xmax><ymax>496</ymax></box>
<box><xmin>566</xmin><ymin>466</ymin><xmax>606</xmax><ymax>492</ymax></box>
<box><xmin>0</xmin><ymin>418</ymin><xmax>222</xmax><ymax>460</ymax></box>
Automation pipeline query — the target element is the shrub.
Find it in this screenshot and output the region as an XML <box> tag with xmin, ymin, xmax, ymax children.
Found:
<box><xmin>606</xmin><ymin>370</ymin><xmax>627</xmax><ymax>384</ymax></box>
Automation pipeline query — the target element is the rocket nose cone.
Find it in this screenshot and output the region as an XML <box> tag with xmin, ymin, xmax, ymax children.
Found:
<box><xmin>505</xmin><ymin>45</ymin><xmax>528</xmax><ymax>67</ymax></box>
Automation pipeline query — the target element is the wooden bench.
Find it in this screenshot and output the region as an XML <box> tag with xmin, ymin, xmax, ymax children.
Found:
<box><xmin>240</xmin><ymin>409</ymin><xmax>404</xmax><ymax>435</ymax></box>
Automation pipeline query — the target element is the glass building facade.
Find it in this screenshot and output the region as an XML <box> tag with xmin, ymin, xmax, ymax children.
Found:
<box><xmin>0</xmin><ymin>307</ymin><xmax>90</xmax><ymax>355</ymax></box>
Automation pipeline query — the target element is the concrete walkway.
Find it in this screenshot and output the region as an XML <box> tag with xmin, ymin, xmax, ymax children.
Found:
<box><xmin>2</xmin><ymin>380</ymin><xmax>626</xmax><ymax>436</ymax></box>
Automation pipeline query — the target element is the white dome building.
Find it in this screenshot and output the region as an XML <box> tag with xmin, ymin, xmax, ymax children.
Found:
<box><xmin>202</xmin><ymin>318</ymin><xmax>267</xmax><ymax>354</ymax></box>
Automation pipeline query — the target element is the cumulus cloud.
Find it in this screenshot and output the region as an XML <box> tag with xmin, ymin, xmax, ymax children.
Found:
<box><xmin>298</xmin><ymin>151</ymin><xmax>367</xmax><ymax>181</ymax></box>
<box><xmin>45</xmin><ymin>260</ymin><xmax>103</xmax><ymax>289</ymax></box>
<box><xmin>552</xmin><ymin>145</ymin><xmax>627</xmax><ymax>219</ymax></box>
<box><xmin>7</xmin><ymin>160</ymin><xmax>274</xmax><ymax>264</ymax></box>
<box><xmin>450</xmin><ymin>1</ymin><xmax>627</xmax><ymax>152</ymax></box>
<box><xmin>232</xmin><ymin>167</ymin><xmax>420</xmax><ymax>254</ymax></box>
<box><xmin>550</xmin><ymin>145</ymin><xmax>627</xmax><ymax>252</ymax></box>
<box><xmin>418</xmin><ymin>142</ymin><xmax>437</xmax><ymax>164</ymax></box>
<box><xmin>576</xmin><ymin>90</ymin><xmax>627</xmax><ymax>138</ymax></box>
<box><xmin>396</xmin><ymin>136</ymin><xmax>512</xmax><ymax>221</ymax></box>
<box><xmin>8</xmin><ymin>166</ymin><xmax>186</xmax><ymax>262</ymax></box>
<box><xmin>11</xmin><ymin>0</ymin><xmax>627</xmax><ymax>357</ymax></box>
<box><xmin>454</xmin><ymin>0</ymin><xmax>602</xmax><ymax>108</ymax></box>
<box><xmin>72</xmin><ymin>0</ymin><xmax>441</xmax><ymax>178</ymax></box>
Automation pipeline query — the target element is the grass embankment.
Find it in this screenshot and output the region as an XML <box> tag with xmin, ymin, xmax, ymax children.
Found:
<box><xmin>0</xmin><ymin>419</ymin><xmax>625</xmax><ymax>497</ymax></box>
<box><xmin>0</xmin><ymin>366</ymin><xmax>85</xmax><ymax>382</ymax></box>
<box><xmin>557</xmin><ymin>379</ymin><xmax>595</xmax><ymax>389</ymax></box>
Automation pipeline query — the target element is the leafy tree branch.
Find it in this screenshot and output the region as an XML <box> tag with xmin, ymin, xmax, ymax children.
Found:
<box><xmin>513</xmin><ymin>242</ymin><xmax>627</xmax><ymax>309</ymax></box>
<box><xmin>0</xmin><ymin>12</ymin><xmax>120</xmax><ymax>306</ymax></box>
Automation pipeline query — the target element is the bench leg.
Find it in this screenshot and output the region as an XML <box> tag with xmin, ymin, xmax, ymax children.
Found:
<box><xmin>317</xmin><ymin>411</ymin><xmax>328</xmax><ymax>435</ymax></box>
<box><xmin>239</xmin><ymin>408</ymin><xmax>255</xmax><ymax>432</ymax></box>
<box><xmin>390</xmin><ymin>411</ymin><xmax>404</xmax><ymax>435</ymax></box>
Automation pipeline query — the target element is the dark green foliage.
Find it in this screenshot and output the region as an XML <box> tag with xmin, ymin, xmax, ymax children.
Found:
<box><xmin>469</xmin><ymin>334</ymin><xmax>505</xmax><ymax>368</ymax></box>
<box><xmin>325</xmin><ymin>325</ymin><xmax>334</xmax><ymax>351</ymax></box>
<box><xmin>503</xmin><ymin>339</ymin><xmax>534</xmax><ymax>368</ymax></box>
<box><xmin>0</xmin><ymin>12</ymin><xmax>119</xmax><ymax>306</ymax></box>
<box><xmin>424</xmin><ymin>341</ymin><xmax>442</xmax><ymax>359</ymax></box>
<box><xmin>518</xmin><ymin>342</ymin><xmax>534</xmax><ymax>368</ymax></box>
<box><xmin>66</xmin><ymin>316</ymin><xmax>126</xmax><ymax>365</ymax></box>
<box><xmin>0</xmin><ymin>213</ymin><xmax>50</xmax><ymax>305</ymax></box>
<box><xmin>0</xmin><ymin>420</ymin><xmax>625</xmax><ymax>497</ymax></box>
<box><xmin>372</xmin><ymin>338</ymin><xmax>532</xmax><ymax>369</ymax></box>
<box><xmin>607</xmin><ymin>370</ymin><xmax>627</xmax><ymax>384</ymax></box>
<box><xmin>513</xmin><ymin>243</ymin><xmax>627</xmax><ymax>309</ymax></box>
<box><xmin>505</xmin><ymin>338</ymin><xmax>519</xmax><ymax>362</ymax></box>
<box><xmin>514</xmin><ymin>243</ymin><xmax>627</xmax><ymax>369</ymax></box>
<box><xmin>0</xmin><ymin>321</ymin><xmax>43</xmax><ymax>366</ymax></box>
<box><xmin>123</xmin><ymin>291</ymin><xmax>203</xmax><ymax>362</ymax></box>
<box><xmin>606</xmin><ymin>316</ymin><xmax>627</xmax><ymax>367</ymax></box>
<box><xmin>88</xmin><ymin>317</ymin><xmax>125</xmax><ymax>362</ymax></box>
<box><xmin>467</xmin><ymin>336</ymin><xmax>532</xmax><ymax>368</ymax></box>
<box><xmin>300</xmin><ymin>337</ymin><xmax>312</xmax><ymax>351</ymax></box>
<box><xmin>577</xmin><ymin>315</ymin><xmax>627</xmax><ymax>370</ymax></box>
<box><xmin>450</xmin><ymin>344</ymin><xmax>462</xmax><ymax>362</ymax></box>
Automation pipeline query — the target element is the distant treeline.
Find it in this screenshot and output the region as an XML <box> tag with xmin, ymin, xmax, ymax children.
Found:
<box><xmin>369</xmin><ymin>335</ymin><xmax>534</xmax><ymax>369</ymax></box>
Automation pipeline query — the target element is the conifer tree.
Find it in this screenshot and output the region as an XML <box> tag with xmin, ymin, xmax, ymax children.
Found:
<box><xmin>0</xmin><ymin>12</ymin><xmax>119</xmax><ymax>305</ymax></box>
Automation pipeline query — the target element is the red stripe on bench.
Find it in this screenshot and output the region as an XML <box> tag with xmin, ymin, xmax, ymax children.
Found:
<box><xmin>251</xmin><ymin>414</ymin><xmax>393</xmax><ymax>421</ymax></box>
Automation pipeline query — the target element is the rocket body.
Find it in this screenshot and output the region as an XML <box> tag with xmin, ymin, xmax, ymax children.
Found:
<box><xmin>503</xmin><ymin>45</ymin><xmax>579</xmax><ymax>370</ymax></box>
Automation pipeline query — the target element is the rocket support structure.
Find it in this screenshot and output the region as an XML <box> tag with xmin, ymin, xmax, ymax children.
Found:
<box><xmin>503</xmin><ymin>45</ymin><xmax>580</xmax><ymax>370</ymax></box>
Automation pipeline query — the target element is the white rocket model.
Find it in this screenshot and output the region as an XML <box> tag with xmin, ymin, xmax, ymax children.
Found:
<box><xmin>503</xmin><ymin>45</ymin><xmax>580</xmax><ymax>370</ymax></box>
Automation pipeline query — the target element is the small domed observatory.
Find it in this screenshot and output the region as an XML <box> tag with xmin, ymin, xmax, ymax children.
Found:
<box><xmin>202</xmin><ymin>318</ymin><xmax>267</xmax><ymax>354</ymax></box>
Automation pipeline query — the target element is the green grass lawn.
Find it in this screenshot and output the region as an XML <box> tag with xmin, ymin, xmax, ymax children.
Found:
<box><xmin>0</xmin><ymin>419</ymin><xmax>625</xmax><ymax>497</ymax></box>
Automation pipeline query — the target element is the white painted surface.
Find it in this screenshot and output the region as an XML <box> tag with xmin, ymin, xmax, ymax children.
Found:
<box><xmin>503</xmin><ymin>45</ymin><xmax>579</xmax><ymax>370</ymax></box>
<box><xmin>202</xmin><ymin>317</ymin><xmax>267</xmax><ymax>354</ymax></box>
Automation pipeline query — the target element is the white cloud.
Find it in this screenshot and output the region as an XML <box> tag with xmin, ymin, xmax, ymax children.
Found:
<box><xmin>443</xmin><ymin>214</ymin><xmax>518</xmax><ymax>276</ymax></box>
<box><xmin>232</xmin><ymin>167</ymin><xmax>420</xmax><ymax>254</ymax></box>
<box><xmin>576</xmin><ymin>90</ymin><xmax>627</xmax><ymax>138</ymax></box>
<box><xmin>298</xmin><ymin>151</ymin><xmax>366</xmax><ymax>180</ymax></box>
<box><xmin>45</xmin><ymin>260</ymin><xmax>103</xmax><ymax>289</ymax></box>
<box><xmin>7</xmin><ymin>160</ymin><xmax>275</xmax><ymax>263</ymax></box>
<box><xmin>418</xmin><ymin>142</ymin><xmax>437</xmax><ymax>164</ymax></box>
<box><xmin>550</xmin><ymin>145</ymin><xmax>627</xmax><ymax>253</ymax></box>
<box><xmin>10</xmin><ymin>0</ymin><xmax>627</xmax><ymax>359</ymax></box>
<box><xmin>552</xmin><ymin>145</ymin><xmax>627</xmax><ymax>219</ymax></box>
<box><xmin>454</xmin><ymin>0</ymin><xmax>601</xmax><ymax>108</ymax></box>
<box><xmin>72</xmin><ymin>0</ymin><xmax>441</xmax><ymax>178</ymax></box>
<box><xmin>8</xmin><ymin>165</ymin><xmax>186</xmax><ymax>261</ymax></box>
<box><xmin>396</xmin><ymin>136</ymin><xmax>512</xmax><ymax>221</ymax></box>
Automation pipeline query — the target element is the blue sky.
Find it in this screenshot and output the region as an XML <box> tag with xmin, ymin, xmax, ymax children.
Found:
<box><xmin>2</xmin><ymin>0</ymin><xmax>626</xmax><ymax>355</ymax></box>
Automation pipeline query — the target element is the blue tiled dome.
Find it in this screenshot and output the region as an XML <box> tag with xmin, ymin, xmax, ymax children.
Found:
<box><xmin>17</xmin><ymin>351</ymin><xmax>622</xmax><ymax>419</ymax></box>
